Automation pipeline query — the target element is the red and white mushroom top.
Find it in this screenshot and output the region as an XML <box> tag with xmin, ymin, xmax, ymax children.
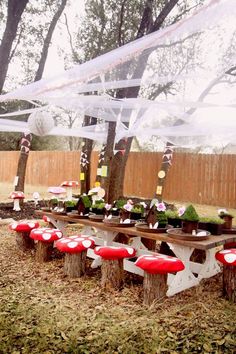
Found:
<box><xmin>94</xmin><ymin>246</ymin><xmax>136</xmax><ymax>260</ymax></box>
<box><xmin>135</xmin><ymin>254</ymin><xmax>185</xmax><ymax>274</ymax></box>
<box><xmin>55</xmin><ymin>235</ymin><xmax>95</xmax><ymax>253</ymax></box>
<box><xmin>60</xmin><ymin>181</ymin><xmax>79</xmax><ymax>187</ymax></box>
<box><xmin>42</xmin><ymin>215</ymin><xmax>51</xmax><ymax>223</ymax></box>
<box><xmin>9</xmin><ymin>191</ymin><xmax>25</xmax><ymax>199</ymax></box>
<box><xmin>9</xmin><ymin>220</ymin><xmax>39</xmax><ymax>232</ymax></box>
<box><xmin>215</xmin><ymin>249</ymin><xmax>236</xmax><ymax>266</ymax></box>
<box><xmin>30</xmin><ymin>228</ymin><xmax>63</xmax><ymax>243</ymax></box>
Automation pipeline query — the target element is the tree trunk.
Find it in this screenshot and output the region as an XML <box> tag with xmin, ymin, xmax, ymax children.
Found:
<box><xmin>106</xmin><ymin>0</ymin><xmax>179</xmax><ymax>202</ymax></box>
<box><xmin>80</xmin><ymin>116</ymin><xmax>96</xmax><ymax>194</ymax></box>
<box><xmin>0</xmin><ymin>0</ymin><xmax>30</xmax><ymax>93</ymax></box>
<box><xmin>35</xmin><ymin>242</ymin><xmax>53</xmax><ymax>262</ymax></box>
<box><xmin>64</xmin><ymin>251</ymin><xmax>87</xmax><ymax>278</ymax></box>
<box><xmin>223</xmin><ymin>266</ymin><xmax>236</xmax><ymax>302</ymax></box>
<box><xmin>14</xmin><ymin>0</ymin><xmax>68</xmax><ymax>194</ymax></box>
<box><xmin>155</xmin><ymin>142</ymin><xmax>174</xmax><ymax>200</ymax></box>
<box><xmin>101</xmin><ymin>259</ymin><xmax>124</xmax><ymax>290</ymax></box>
<box><xmin>16</xmin><ymin>232</ymin><xmax>35</xmax><ymax>251</ymax></box>
<box><xmin>34</xmin><ymin>0</ymin><xmax>68</xmax><ymax>81</ymax></box>
<box><xmin>15</xmin><ymin>133</ymin><xmax>32</xmax><ymax>192</ymax></box>
<box><xmin>143</xmin><ymin>272</ymin><xmax>167</xmax><ymax>305</ymax></box>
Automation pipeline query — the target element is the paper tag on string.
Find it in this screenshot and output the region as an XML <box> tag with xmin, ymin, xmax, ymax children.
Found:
<box><xmin>97</xmin><ymin>168</ymin><xmax>101</xmax><ymax>176</ymax></box>
<box><xmin>13</xmin><ymin>176</ymin><xmax>19</xmax><ymax>186</ymax></box>
<box><xmin>80</xmin><ymin>172</ymin><xmax>85</xmax><ymax>181</ymax></box>
<box><xmin>101</xmin><ymin>165</ymin><xmax>108</xmax><ymax>177</ymax></box>
<box><xmin>156</xmin><ymin>185</ymin><xmax>162</xmax><ymax>195</ymax></box>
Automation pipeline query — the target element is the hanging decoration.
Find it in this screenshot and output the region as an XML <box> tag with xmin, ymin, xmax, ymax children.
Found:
<box><xmin>0</xmin><ymin>0</ymin><xmax>235</xmax><ymax>149</ymax></box>
<box><xmin>98</xmin><ymin>145</ymin><xmax>106</xmax><ymax>163</ymax></box>
<box><xmin>80</xmin><ymin>151</ymin><xmax>89</xmax><ymax>169</ymax></box>
<box><xmin>27</xmin><ymin>111</ymin><xmax>54</xmax><ymax>136</ymax></box>
<box><xmin>162</xmin><ymin>146</ymin><xmax>174</xmax><ymax>166</ymax></box>
<box><xmin>20</xmin><ymin>133</ymin><xmax>32</xmax><ymax>155</ymax></box>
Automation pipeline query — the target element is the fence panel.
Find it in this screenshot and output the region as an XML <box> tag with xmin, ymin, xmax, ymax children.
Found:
<box><xmin>0</xmin><ymin>151</ymin><xmax>236</xmax><ymax>207</ymax></box>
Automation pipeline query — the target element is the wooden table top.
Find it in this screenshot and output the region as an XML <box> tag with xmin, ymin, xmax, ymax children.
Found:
<box><xmin>36</xmin><ymin>210</ymin><xmax>236</xmax><ymax>251</ymax></box>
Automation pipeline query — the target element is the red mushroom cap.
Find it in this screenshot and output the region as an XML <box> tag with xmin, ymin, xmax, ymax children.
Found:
<box><xmin>94</xmin><ymin>246</ymin><xmax>136</xmax><ymax>260</ymax></box>
<box><xmin>60</xmin><ymin>181</ymin><xmax>79</xmax><ymax>187</ymax></box>
<box><xmin>9</xmin><ymin>220</ymin><xmax>39</xmax><ymax>232</ymax></box>
<box><xmin>135</xmin><ymin>254</ymin><xmax>185</xmax><ymax>274</ymax></box>
<box><xmin>215</xmin><ymin>249</ymin><xmax>236</xmax><ymax>266</ymax></box>
<box><xmin>9</xmin><ymin>191</ymin><xmax>25</xmax><ymax>199</ymax></box>
<box><xmin>42</xmin><ymin>215</ymin><xmax>51</xmax><ymax>223</ymax></box>
<box><xmin>55</xmin><ymin>235</ymin><xmax>95</xmax><ymax>253</ymax></box>
<box><xmin>30</xmin><ymin>228</ymin><xmax>63</xmax><ymax>242</ymax></box>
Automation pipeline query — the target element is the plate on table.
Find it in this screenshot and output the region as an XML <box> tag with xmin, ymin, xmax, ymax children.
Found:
<box><xmin>166</xmin><ymin>228</ymin><xmax>210</xmax><ymax>241</ymax></box>
<box><xmin>52</xmin><ymin>210</ymin><xmax>67</xmax><ymax>215</ymax></box>
<box><xmin>88</xmin><ymin>214</ymin><xmax>104</xmax><ymax>222</ymax></box>
<box><xmin>67</xmin><ymin>212</ymin><xmax>89</xmax><ymax>219</ymax></box>
<box><xmin>103</xmin><ymin>218</ymin><xmax>136</xmax><ymax>227</ymax></box>
<box><xmin>41</xmin><ymin>207</ymin><xmax>51</xmax><ymax>212</ymax></box>
<box><xmin>135</xmin><ymin>223</ymin><xmax>169</xmax><ymax>233</ymax></box>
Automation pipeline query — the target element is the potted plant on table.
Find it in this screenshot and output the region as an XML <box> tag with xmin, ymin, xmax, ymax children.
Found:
<box><xmin>90</xmin><ymin>199</ymin><xmax>106</xmax><ymax>215</ymax></box>
<box><xmin>218</xmin><ymin>209</ymin><xmax>234</xmax><ymax>229</ymax></box>
<box><xmin>130</xmin><ymin>202</ymin><xmax>146</xmax><ymax>220</ymax></box>
<box><xmin>165</xmin><ymin>209</ymin><xmax>182</xmax><ymax>228</ymax></box>
<box><xmin>64</xmin><ymin>200</ymin><xmax>77</xmax><ymax>213</ymax></box>
<box><xmin>180</xmin><ymin>204</ymin><xmax>199</xmax><ymax>234</ymax></box>
<box><xmin>199</xmin><ymin>216</ymin><xmax>224</xmax><ymax>235</ymax></box>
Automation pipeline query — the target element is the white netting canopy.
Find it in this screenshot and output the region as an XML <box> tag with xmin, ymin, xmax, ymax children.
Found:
<box><xmin>0</xmin><ymin>0</ymin><xmax>236</xmax><ymax>148</ymax></box>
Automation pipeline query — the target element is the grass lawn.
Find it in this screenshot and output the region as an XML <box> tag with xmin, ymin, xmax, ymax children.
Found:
<box><xmin>0</xmin><ymin>182</ymin><xmax>236</xmax><ymax>352</ymax></box>
<box><xmin>0</xmin><ymin>222</ymin><xmax>235</xmax><ymax>354</ymax></box>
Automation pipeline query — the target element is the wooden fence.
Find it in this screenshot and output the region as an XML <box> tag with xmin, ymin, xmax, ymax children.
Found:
<box><xmin>0</xmin><ymin>151</ymin><xmax>236</xmax><ymax>207</ymax></box>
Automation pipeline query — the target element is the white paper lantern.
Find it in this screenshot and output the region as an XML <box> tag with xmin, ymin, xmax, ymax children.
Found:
<box><xmin>27</xmin><ymin>111</ymin><xmax>54</xmax><ymax>136</ymax></box>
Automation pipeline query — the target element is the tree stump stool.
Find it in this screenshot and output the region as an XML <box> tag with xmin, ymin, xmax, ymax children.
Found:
<box><xmin>56</xmin><ymin>235</ymin><xmax>95</xmax><ymax>278</ymax></box>
<box><xmin>94</xmin><ymin>246</ymin><xmax>136</xmax><ymax>290</ymax></box>
<box><xmin>135</xmin><ymin>254</ymin><xmax>185</xmax><ymax>306</ymax></box>
<box><xmin>9</xmin><ymin>220</ymin><xmax>39</xmax><ymax>251</ymax></box>
<box><xmin>30</xmin><ymin>228</ymin><xmax>63</xmax><ymax>262</ymax></box>
<box><xmin>215</xmin><ymin>249</ymin><xmax>236</xmax><ymax>302</ymax></box>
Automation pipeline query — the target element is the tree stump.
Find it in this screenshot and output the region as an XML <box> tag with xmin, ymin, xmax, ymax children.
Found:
<box><xmin>143</xmin><ymin>272</ymin><xmax>167</xmax><ymax>305</ymax></box>
<box><xmin>16</xmin><ymin>232</ymin><xmax>35</xmax><ymax>251</ymax></box>
<box><xmin>223</xmin><ymin>265</ymin><xmax>236</xmax><ymax>302</ymax></box>
<box><xmin>64</xmin><ymin>251</ymin><xmax>86</xmax><ymax>278</ymax></box>
<box><xmin>35</xmin><ymin>242</ymin><xmax>53</xmax><ymax>262</ymax></box>
<box><xmin>101</xmin><ymin>259</ymin><xmax>124</xmax><ymax>290</ymax></box>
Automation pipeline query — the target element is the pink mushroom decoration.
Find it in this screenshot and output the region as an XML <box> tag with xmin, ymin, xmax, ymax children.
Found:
<box><xmin>9</xmin><ymin>191</ymin><xmax>25</xmax><ymax>211</ymax></box>
<box><xmin>55</xmin><ymin>235</ymin><xmax>95</xmax><ymax>277</ymax></box>
<box><xmin>135</xmin><ymin>254</ymin><xmax>185</xmax><ymax>305</ymax></box>
<box><xmin>9</xmin><ymin>220</ymin><xmax>39</xmax><ymax>251</ymax></box>
<box><xmin>94</xmin><ymin>246</ymin><xmax>136</xmax><ymax>290</ymax></box>
<box><xmin>48</xmin><ymin>186</ymin><xmax>66</xmax><ymax>199</ymax></box>
<box><xmin>60</xmin><ymin>181</ymin><xmax>79</xmax><ymax>200</ymax></box>
<box><xmin>30</xmin><ymin>228</ymin><xmax>63</xmax><ymax>262</ymax></box>
<box><xmin>215</xmin><ymin>248</ymin><xmax>236</xmax><ymax>302</ymax></box>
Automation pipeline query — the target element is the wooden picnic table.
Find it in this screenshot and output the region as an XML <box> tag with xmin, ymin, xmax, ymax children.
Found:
<box><xmin>35</xmin><ymin>210</ymin><xmax>236</xmax><ymax>296</ymax></box>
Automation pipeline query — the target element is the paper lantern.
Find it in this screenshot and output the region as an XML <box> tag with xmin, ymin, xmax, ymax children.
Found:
<box><xmin>27</xmin><ymin>111</ymin><xmax>54</xmax><ymax>136</ymax></box>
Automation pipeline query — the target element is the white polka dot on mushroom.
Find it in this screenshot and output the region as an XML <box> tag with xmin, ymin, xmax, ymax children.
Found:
<box><xmin>82</xmin><ymin>240</ymin><xmax>91</xmax><ymax>248</ymax></box>
<box><xmin>42</xmin><ymin>233</ymin><xmax>52</xmax><ymax>240</ymax></box>
<box><xmin>68</xmin><ymin>241</ymin><xmax>78</xmax><ymax>248</ymax></box>
<box><xmin>224</xmin><ymin>254</ymin><xmax>236</xmax><ymax>263</ymax></box>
